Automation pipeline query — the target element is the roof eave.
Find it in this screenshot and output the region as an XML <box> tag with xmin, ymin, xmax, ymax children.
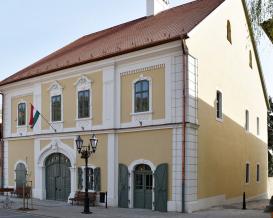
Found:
<box><xmin>0</xmin><ymin>35</ymin><xmax>185</xmax><ymax>87</ymax></box>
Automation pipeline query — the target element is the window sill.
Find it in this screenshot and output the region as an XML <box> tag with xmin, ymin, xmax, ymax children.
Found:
<box><xmin>76</xmin><ymin>117</ymin><xmax>92</xmax><ymax>121</ymax></box>
<box><xmin>130</xmin><ymin>111</ymin><xmax>153</xmax><ymax>116</ymax></box>
<box><xmin>49</xmin><ymin>121</ymin><xmax>64</xmax><ymax>124</ymax></box>
<box><xmin>16</xmin><ymin>125</ymin><xmax>28</xmax><ymax>128</ymax></box>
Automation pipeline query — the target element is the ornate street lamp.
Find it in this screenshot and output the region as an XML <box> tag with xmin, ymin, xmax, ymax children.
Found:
<box><xmin>75</xmin><ymin>134</ymin><xmax>98</xmax><ymax>214</ymax></box>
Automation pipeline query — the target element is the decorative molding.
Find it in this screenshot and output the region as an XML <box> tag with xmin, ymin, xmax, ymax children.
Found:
<box><xmin>75</xmin><ymin>75</ymin><xmax>92</xmax><ymax>130</ymax></box>
<box><xmin>48</xmin><ymin>81</ymin><xmax>63</xmax><ymax>94</ymax></box>
<box><xmin>121</xmin><ymin>64</ymin><xmax>165</xmax><ymax>77</ymax></box>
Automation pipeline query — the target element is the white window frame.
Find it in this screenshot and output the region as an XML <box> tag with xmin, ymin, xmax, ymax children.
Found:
<box><xmin>131</xmin><ymin>74</ymin><xmax>153</xmax><ymax>122</ymax></box>
<box><xmin>17</xmin><ymin>100</ymin><xmax>27</xmax><ymax>127</ymax></box>
<box><xmin>48</xmin><ymin>81</ymin><xmax>64</xmax><ymax>131</ymax></box>
<box><xmin>79</xmin><ymin>165</ymin><xmax>96</xmax><ymax>192</ymax></box>
<box><xmin>216</xmin><ymin>90</ymin><xmax>223</xmax><ymax>122</ymax></box>
<box><xmin>245</xmin><ymin>162</ymin><xmax>250</xmax><ymax>184</ymax></box>
<box><xmin>74</xmin><ymin>75</ymin><xmax>92</xmax><ymax>130</ymax></box>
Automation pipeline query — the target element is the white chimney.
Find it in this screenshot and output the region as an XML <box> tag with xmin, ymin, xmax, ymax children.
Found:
<box><xmin>146</xmin><ymin>0</ymin><xmax>170</xmax><ymax>16</ymax></box>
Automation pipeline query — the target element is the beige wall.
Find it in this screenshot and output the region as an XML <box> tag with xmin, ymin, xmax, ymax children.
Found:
<box><xmin>76</xmin><ymin>134</ymin><xmax>108</xmax><ymax>192</ymax></box>
<box><xmin>187</xmin><ymin>0</ymin><xmax>268</xmax><ymax>200</ymax></box>
<box><xmin>11</xmin><ymin>95</ymin><xmax>33</xmax><ymax>134</ymax></box>
<box><xmin>41</xmin><ymin>71</ymin><xmax>103</xmax><ymax>130</ymax></box>
<box><xmin>120</xmin><ymin>67</ymin><xmax>165</xmax><ymax>123</ymax></box>
<box><xmin>8</xmin><ymin>139</ymin><xmax>35</xmax><ymax>188</ymax></box>
<box><xmin>118</xmin><ymin>129</ymin><xmax>172</xmax><ymax>200</ymax></box>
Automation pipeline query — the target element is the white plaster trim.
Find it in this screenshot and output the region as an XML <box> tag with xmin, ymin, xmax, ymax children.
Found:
<box><xmin>121</xmin><ymin>64</ymin><xmax>165</xmax><ymax>77</ymax></box>
<box><xmin>131</xmin><ymin>75</ymin><xmax>153</xmax><ymax>123</ymax></box>
<box><xmin>48</xmin><ymin>81</ymin><xmax>64</xmax><ymax>132</ymax></box>
<box><xmin>75</xmin><ymin>75</ymin><xmax>92</xmax><ymax>130</ymax></box>
<box><xmin>128</xmin><ymin>159</ymin><xmax>156</xmax><ymax>210</ymax></box>
<box><xmin>36</xmin><ymin>138</ymin><xmax>76</xmax><ymax>200</ymax></box>
<box><xmin>13</xmin><ymin>160</ymin><xmax>28</xmax><ymax>189</ymax></box>
<box><xmin>4</xmin><ymin>140</ymin><xmax>9</xmax><ymax>187</ymax></box>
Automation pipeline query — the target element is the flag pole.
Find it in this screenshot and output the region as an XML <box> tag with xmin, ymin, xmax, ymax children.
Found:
<box><xmin>39</xmin><ymin>113</ymin><xmax>57</xmax><ymax>133</ymax></box>
<box><xmin>31</xmin><ymin>104</ymin><xmax>57</xmax><ymax>133</ymax></box>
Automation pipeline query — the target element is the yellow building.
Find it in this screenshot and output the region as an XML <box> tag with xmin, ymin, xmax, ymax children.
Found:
<box><xmin>0</xmin><ymin>0</ymin><xmax>269</xmax><ymax>213</ymax></box>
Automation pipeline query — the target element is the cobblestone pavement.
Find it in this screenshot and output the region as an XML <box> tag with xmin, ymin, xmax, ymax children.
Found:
<box><xmin>0</xmin><ymin>196</ymin><xmax>271</xmax><ymax>218</ymax></box>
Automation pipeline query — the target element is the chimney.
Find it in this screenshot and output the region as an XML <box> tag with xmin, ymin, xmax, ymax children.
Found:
<box><xmin>146</xmin><ymin>0</ymin><xmax>170</xmax><ymax>16</ymax></box>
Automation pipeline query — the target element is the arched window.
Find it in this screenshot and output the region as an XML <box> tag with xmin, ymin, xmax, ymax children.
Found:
<box><xmin>15</xmin><ymin>163</ymin><xmax>27</xmax><ymax>188</ymax></box>
<box><xmin>227</xmin><ymin>20</ymin><xmax>232</xmax><ymax>44</ymax></box>
<box><xmin>18</xmin><ymin>102</ymin><xmax>26</xmax><ymax>126</ymax></box>
<box><xmin>134</xmin><ymin>80</ymin><xmax>149</xmax><ymax>113</ymax></box>
<box><xmin>249</xmin><ymin>50</ymin><xmax>253</xmax><ymax>69</ymax></box>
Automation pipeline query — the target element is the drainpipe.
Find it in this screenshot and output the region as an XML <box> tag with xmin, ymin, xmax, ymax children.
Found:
<box><xmin>181</xmin><ymin>37</ymin><xmax>189</xmax><ymax>213</ymax></box>
<box><xmin>0</xmin><ymin>92</ymin><xmax>4</xmax><ymax>188</ymax></box>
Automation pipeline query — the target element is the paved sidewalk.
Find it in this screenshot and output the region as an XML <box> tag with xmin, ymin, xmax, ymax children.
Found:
<box><xmin>0</xmin><ymin>196</ymin><xmax>271</xmax><ymax>218</ymax></box>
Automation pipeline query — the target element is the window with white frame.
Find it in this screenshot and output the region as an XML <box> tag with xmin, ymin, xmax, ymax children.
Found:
<box><xmin>51</xmin><ymin>95</ymin><xmax>62</xmax><ymax>122</ymax></box>
<box><xmin>134</xmin><ymin>80</ymin><xmax>150</xmax><ymax>113</ymax></box>
<box><xmin>257</xmin><ymin>117</ymin><xmax>260</xmax><ymax>135</ymax></box>
<box><xmin>245</xmin><ymin>110</ymin><xmax>249</xmax><ymax>131</ymax></box>
<box><xmin>256</xmin><ymin>164</ymin><xmax>260</xmax><ymax>182</ymax></box>
<box><xmin>78</xmin><ymin>167</ymin><xmax>100</xmax><ymax>191</ymax></box>
<box><xmin>18</xmin><ymin>102</ymin><xmax>26</xmax><ymax>126</ymax></box>
<box><xmin>216</xmin><ymin>90</ymin><xmax>223</xmax><ymax>120</ymax></box>
<box><xmin>78</xmin><ymin>90</ymin><xmax>90</xmax><ymax>119</ymax></box>
<box><xmin>246</xmin><ymin>163</ymin><xmax>250</xmax><ymax>184</ymax></box>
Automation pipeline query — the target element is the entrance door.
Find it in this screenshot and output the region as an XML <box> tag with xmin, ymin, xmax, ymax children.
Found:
<box><xmin>45</xmin><ymin>153</ymin><xmax>71</xmax><ymax>201</ymax></box>
<box><xmin>134</xmin><ymin>164</ymin><xmax>153</xmax><ymax>209</ymax></box>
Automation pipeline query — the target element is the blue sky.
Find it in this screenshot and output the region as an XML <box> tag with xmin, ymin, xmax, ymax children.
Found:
<box><xmin>0</xmin><ymin>0</ymin><xmax>272</xmax><ymax>97</ymax></box>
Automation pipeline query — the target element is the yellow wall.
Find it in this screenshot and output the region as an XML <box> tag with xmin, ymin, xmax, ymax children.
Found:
<box><xmin>118</xmin><ymin>129</ymin><xmax>172</xmax><ymax>200</ymax></box>
<box><xmin>76</xmin><ymin>134</ymin><xmax>108</xmax><ymax>192</ymax></box>
<box><xmin>120</xmin><ymin>67</ymin><xmax>165</xmax><ymax>123</ymax></box>
<box><xmin>41</xmin><ymin>71</ymin><xmax>103</xmax><ymax>130</ymax></box>
<box><xmin>11</xmin><ymin>95</ymin><xmax>33</xmax><ymax>134</ymax></box>
<box><xmin>187</xmin><ymin>0</ymin><xmax>268</xmax><ymax>200</ymax></box>
<box><xmin>8</xmin><ymin>139</ymin><xmax>35</xmax><ymax>188</ymax></box>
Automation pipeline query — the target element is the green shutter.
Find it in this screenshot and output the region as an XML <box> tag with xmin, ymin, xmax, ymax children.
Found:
<box><xmin>154</xmin><ymin>163</ymin><xmax>168</xmax><ymax>212</ymax></box>
<box><xmin>94</xmin><ymin>167</ymin><xmax>101</xmax><ymax>192</ymax></box>
<box><xmin>78</xmin><ymin>168</ymin><xmax>83</xmax><ymax>190</ymax></box>
<box><xmin>118</xmin><ymin>164</ymin><xmax>129</xmax><ymax>208</ymax></box>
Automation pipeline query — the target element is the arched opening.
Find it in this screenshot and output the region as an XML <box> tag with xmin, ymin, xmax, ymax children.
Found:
<box><xmin>45</xmin><ymin>153</ymin><xmax>71</xmax><ymax>201</ymax></box>
<box><xmin>133</xmin><ymin>164</ymin><xmax>153</xmax><ymax>209</ymax></box>
<box><xmin>15</xmin><ymin>163</ymin><xmax>27</xmax><ymax>188</ymax></box>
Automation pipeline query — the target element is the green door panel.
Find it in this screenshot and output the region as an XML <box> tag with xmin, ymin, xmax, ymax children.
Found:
<box><xmin>94</xmin><ymin>167</ymin><xmax>101</xmax><ymax>192</ymax></box>
<box><xmin>134</xmin><ymin>164</ymin><xmax>152</xmax><ymax>209</ymax></box>
<box><xmin>118</xmin><ymin>164</ymin><xmax>129</xmax><ymax>208</ymax></box>
<box><xmin>45</xmin><ymin>153</ymin><xmax>71</xmax><ymax>201</ymax></box>
<box><xmin>154</xmin><ymin>163</ymin><xmax>168</xmax><ymax>212</ymax></box>
<box><xmin>15</xmin><ymin>163</ymin><xmax>27</xmax><ymax>188</ymax></box>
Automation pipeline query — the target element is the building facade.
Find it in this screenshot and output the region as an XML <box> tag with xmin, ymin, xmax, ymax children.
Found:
<box><xmin>0</xmin><ymin>0</ymin><xmax>269</xmax><ymax>213</ymax></box>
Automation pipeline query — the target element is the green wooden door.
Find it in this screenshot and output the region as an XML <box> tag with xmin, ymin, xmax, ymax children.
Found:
<box><xmin>134</xmin><ymin>164</ymin><xmax>152</xmax><ymax>209</ymax></box>
<box><xmin>118</xmin><ymin>164</ymin><xmax>129</xmax><ymax>208</ymax></box>
<box><xmin>154</xmin><ymin>163</ymin><xmax>168</xmax><ymax>212</ymax></box>
<box><xmin>45</xmin><ymin>153</ymin><xmax>71</xmax><ymax>201</ymax></box>
<box><xmin>15</xmin><ymin>163</ymin><xmax>26</xmax><ymax>188</ymax></box>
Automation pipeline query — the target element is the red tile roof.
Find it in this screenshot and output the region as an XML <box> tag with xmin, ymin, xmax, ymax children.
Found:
<box><xmin>0</xmin><ymin>0</ymin><xmax>225</xmax><ymax>86</ymax></box>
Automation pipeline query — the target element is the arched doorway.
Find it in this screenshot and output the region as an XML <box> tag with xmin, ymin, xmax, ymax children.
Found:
<box><xmin>134</xmin><ymin>164</ymin><xmax>153</xmax><ymax>209</ymax></box>
<box><xmin>45</xmin><ymin>153</ymin><xmax>71</xmax><ymax>201</ymax></box>
<box><xmin>15</xmin><ymin>163</ymin><xmax>27</xmax><ymax>188</ymax></box>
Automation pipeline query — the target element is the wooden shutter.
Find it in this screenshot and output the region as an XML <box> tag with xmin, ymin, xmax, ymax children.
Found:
<box><xmin>154</xmin><ymin>163</ymin><xmax>168</xmax><ymax>212</ymax></box>
<box><xmin>94</xmin><ymin>167</ymin><xmax>101</xmax><ymax>192</ymax></box>
<box><xmin>78</xmin><ymin>168</ymin><xmax>83</xmax><ymax>190</ymax></box>
<box><xmin>118</xmin><ymin>164</ymin><xmax>129</xmax><ymax>208</ymax></box>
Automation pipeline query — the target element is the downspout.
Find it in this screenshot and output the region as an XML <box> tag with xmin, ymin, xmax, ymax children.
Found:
<box><xmin>181</xmin><ymin>37</ymin><xmax>189</xmax><ymax>213</ymax></box>
<box><xmin>0</xmin><ymin>92</ymin><xmax>4</xmax><ymax>188</ymax></box>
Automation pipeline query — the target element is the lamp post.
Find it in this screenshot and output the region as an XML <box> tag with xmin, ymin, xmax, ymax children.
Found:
<box><xmin>75</xmin><ymin>134</ymin><xmax>98</xmax><ymax>214</ymax></box>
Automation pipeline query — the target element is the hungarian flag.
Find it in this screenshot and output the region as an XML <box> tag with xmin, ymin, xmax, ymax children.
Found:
<box><xmin>29</xmin><ymin>104</ymin><xmax>40</xmax><ymax>128</ymax></box>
